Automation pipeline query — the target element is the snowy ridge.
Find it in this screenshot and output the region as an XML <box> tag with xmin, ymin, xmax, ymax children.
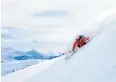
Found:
<box><xmin>2</xmin><ymin>12</ymin><xmax>116</xmax><ymax>82</ymax></box>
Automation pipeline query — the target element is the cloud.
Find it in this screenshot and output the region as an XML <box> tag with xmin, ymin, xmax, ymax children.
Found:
<box><xmin>1</xmin><ymin>34</ymin><xmax>13</xmax><ymax>39</ymax></box>
<box><xmin>1</xmin><ymin>26</ymin><xmax>32</xmax><ymax>40</ymax></box>
<box><xmin>32</xmin><ymin>11</ymin><xmax>68</xmax><ymax>17</ymax></box>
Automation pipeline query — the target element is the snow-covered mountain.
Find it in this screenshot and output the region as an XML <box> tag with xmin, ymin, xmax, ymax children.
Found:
<box><xmin>2</xmin><ymin>11</ymin><xmax>116</xmax><ymax>82</ymax></box>
<box><xmin>1</xmin><ymin>47</ymin><xmax>60</xmax><ymax>61</ymax></box>
<box><xmin>14</xmin><ymin>49</ymin><xmax>60</xmax><ymax>60</ymax></box>
<box><xmin>1</xmin><ymin>46</ymin><xmax>61</xmax><ymax>76</ymax></box>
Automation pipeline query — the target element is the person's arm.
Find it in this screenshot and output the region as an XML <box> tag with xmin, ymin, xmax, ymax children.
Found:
<box><xmin>84</xmin><ymin>37</ymin><xmax>89</xmax><ymax>43</ymax></box>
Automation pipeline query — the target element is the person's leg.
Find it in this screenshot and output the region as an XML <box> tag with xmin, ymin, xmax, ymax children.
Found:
<box><xmin>68</xmin><ymin>47</ymin><xmax>79</xmax><ymax>57</ymax></box>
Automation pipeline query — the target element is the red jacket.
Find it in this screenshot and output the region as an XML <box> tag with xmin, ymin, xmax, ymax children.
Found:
<box><xmin>72</xmin><ymin>37</ymin><xmax>89</xmax><ymax>51</ymax></box>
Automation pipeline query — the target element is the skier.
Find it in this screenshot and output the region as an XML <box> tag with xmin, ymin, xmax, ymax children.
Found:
<box><xmin>72</xmin><ymin>35</ymin><xmax>89</xmax><ymax>51</ymax></box>
<box><xmin>65</xmin><ymin>35</ymin><xmax>90</xmax><ymax>60</ymax></box>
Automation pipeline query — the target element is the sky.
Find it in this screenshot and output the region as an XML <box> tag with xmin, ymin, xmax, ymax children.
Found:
<box><xmin>1</xmin><ymin>0</ymin><xmax>116</xmax><ymax>52</ymax></box>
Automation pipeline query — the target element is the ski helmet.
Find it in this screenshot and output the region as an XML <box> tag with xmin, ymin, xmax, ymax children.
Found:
<box><xmin>79</xmin><ymin>35</ymin><xmax>85</xmax><ymax>38</ymax></box>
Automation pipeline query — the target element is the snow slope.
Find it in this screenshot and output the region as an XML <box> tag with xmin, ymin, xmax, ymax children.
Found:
<box><xmin>1</xmin><ymin>59</ymin><xmax>57</xmax><ymax>82</ymax></box>
<box><xmin>26</xmin><ymin>17</ymin><xmax>116</xmax><ymax>82</ymax></box>
<box><xmin>1</xmin><ymin>59</ymin><xmax>41</xmax><ymax>76</ymax></box>
<box><xmin>2</xmin><ymin>13</ymin><xmax>116</xmax><ymax>82</ymax></box>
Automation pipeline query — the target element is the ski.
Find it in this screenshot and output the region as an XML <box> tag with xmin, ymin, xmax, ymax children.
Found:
<box><xmin>65</xmin><ymin>50</ymin><xmax>76</xmax><ymax>60</ymax></box>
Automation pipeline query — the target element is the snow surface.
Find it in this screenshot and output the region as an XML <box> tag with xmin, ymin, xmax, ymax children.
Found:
<box><xmin>1</xmin><ymin>59</ymin><xmax>57</xmax><ymax>82</ymax></box>
<box><xmin>1</xmin><ymin>59</ymin><xmax>46</xmax><ymax>76</ymax></box>
<box><xmin>2</xmin><ymin>11</ymin><xmax>116</xmax><ymax>82</ymax></box>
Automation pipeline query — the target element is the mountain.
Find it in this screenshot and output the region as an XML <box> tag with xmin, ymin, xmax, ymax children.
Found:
<box><xmin>1</xmin><ymin>48</ymin><xmax>60</xmax><ymax>76</ymax></box>
<box><xmin>1</xmin><ymin>47</ymin><xmax>60</xmax><ymax>61</ymax></box>
<box><xmin>14</xmin><ymin>49</ymin><xmax>60</xmax><ymax>60</ymax></box>
<box><xmin>14</xmin><ymin>49</ymin><xmax>44</xmax><ymax>60</ymax></box>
